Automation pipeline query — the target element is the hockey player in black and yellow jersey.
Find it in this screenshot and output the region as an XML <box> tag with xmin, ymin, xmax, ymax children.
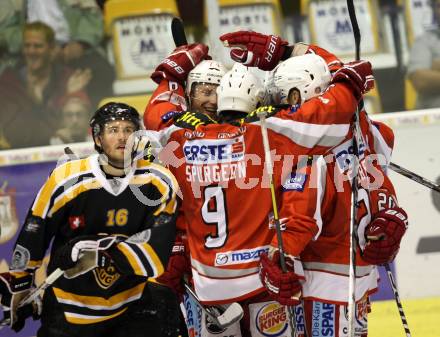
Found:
<box><xmin>0</xmin><ymin>103</ymin><xmax>179</xmax><ymax>337</ymax></box>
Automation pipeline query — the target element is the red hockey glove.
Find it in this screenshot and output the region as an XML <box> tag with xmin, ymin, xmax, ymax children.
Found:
<box><xmin>220</xmin><ymin>31</ymin><xmax>290</xmax><ymax>71</ymax></box>
<box><xmin>362</xmin><ymin>207</ymin><xmax>408</xmax><ymax>265</ymax></box>
<box><xmin>0</xmin><ymin>272</ymin><xmax>40</xmax><ymax>332</ymax></box>
<box><xmin>332</xmin><ymin>60</ymin><xmax>374</xmax><ymax>99</ymax></box>
<box><xmin>259</xmin><ymin>251</ymin><xmax>303</xmax><ymax>306</ymax></box>
<box><xmin>151</xmin><ymin>43</ymin><xmax>210</xmax><ymax>84</ymax></box>
<box><xmin>156</xmin><ymin>234</ymin><xmax>190</xmax><ymax>298</ymax></box>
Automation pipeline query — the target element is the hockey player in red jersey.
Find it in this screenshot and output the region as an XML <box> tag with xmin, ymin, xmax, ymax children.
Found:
<box><xmin>142</xmin><ymin>32</ymin><xmax>377</xmax><ymax>334</ymax></box>
<box><xmin>144</xmin><ymin>42</ymin><xmax>228</xmax><ymax>337</ymax></box>
<box><xmin>222</xmin><ymin>31</ymin><xmax>408</xmax><ymax>336</ymax></box>
<box><xmin>144</xmin><ymin>43</ymin><xmax>227</xmax><ymax>130</ymax></box>
<box><xmin>0</xmin><ymin>103</ymin><xmax>179</xmax><ymax>337</ymax></box>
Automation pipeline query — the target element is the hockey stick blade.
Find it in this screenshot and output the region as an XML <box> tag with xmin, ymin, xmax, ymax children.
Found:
<box><xmin>171</xmin><ymin>17</ymin><xmax>187</xmax><ymax>47</ymax></box>
<box><xmin>184</xmin><ymin>283</ymin><xmax>243</xmax><ymax>328</ymax></box>
<box><xmin>215</xmin><ymin>302</ymin><xmax>244</xmax><ymax>328</ymax></box>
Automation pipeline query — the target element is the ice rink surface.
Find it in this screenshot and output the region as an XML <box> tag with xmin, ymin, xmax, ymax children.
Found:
<box><xmin>370</xmin><ymin>297</ymin><xmax>440</xmax><ymax>337</ymax></box>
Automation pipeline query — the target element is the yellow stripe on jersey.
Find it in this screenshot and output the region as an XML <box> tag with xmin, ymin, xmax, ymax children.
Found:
<box><xmin>129</xmin><ymin>174</ymin><xmax>176</xmax><ymax>216</ymax></box>
<box><xmin>53</xmin><ymin>282</ymin><xmax>145</xmax><ymax>309</ymax></box>
<box><xmin>26</xmin><ymin>259</ymin><xmax>43</xmax><ymax>269</ymax></box>
<box><xmin>116</xmin><ymin>242</ymin><xmax>165</xmax><ymax>277</ymax></box>
<box><xmin>47</xmin><ymin>179</ymin><xmax>101</xmax><ymax>217</ymax></box>
<box><xmin>117</xmin><ymin>242</ymin><xmax>148</xmax><ymax>276</ymax></box>
<box><xmin>146</xmin><ymin>162</ymin><xmax>179</xmax><ymax>215</ymax></box>
<box><xmin>162</xmin><ymin>196</ymin><xmax>177</xmax><ymax>215</ymax></box>
<box><xmin>140</xmin><ymin>242</ymin><xmax>164</xmax><ymax>277</ymax></box>
<box><xmin>150</xmin><ymin>178</ymin><xmax>171</xmax><ymax>216</ymax></box>
<box><xmin>33</xmin><ymin>159</ymin><xmax>91</xmax><ymax>217</ymax></box>
<box><xmin>9</xmin><ymin>271</ymin><xmax>30</xmax><ymax>277</ymax></box>
<box><xmin>143</xmin><ymin>162</ymin><xmax>179</xmax><ymax>195</ymax></box>
<box><xmin>64</xmin><ymin>307</ymin><xmax>127</xmax><ymax>324</ymax></box>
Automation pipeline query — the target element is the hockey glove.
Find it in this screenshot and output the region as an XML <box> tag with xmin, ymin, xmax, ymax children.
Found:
<box><xmin>151</xmin><ymin>43</ymin><xmax>210</xmax><ymax>84</ymax></box>
<box><xmin>0</xmin><ymin>272</ymin><xmax>40</xmax><ymax>332</ymax></box>
<box><xmin>362</xmin><ymin>207</ymin><xmax>408</xmax><ymax>265</ymax></box>
<box><xmin>332</xmin><ymin>60</ymin><xmax>375</xmax><ymax>100</ymax></box>
<box><xmin>155</xmin><ymin>233</ymin><xmax>190</xmax><ymax>298</ymax></box>
<box><xmin>259</xmin><ymin>251</ymin><xmax>303</xmax><ymax>306</ymax></box>
<box><xmin>220</xmin><ymin>31</ymin><xmax>291</xmax><ymax>71</ymax></box>
<box><xmin>51</xmin><ymin>236</ymin><xmax>117</xmax><ymax>276</ymax></box>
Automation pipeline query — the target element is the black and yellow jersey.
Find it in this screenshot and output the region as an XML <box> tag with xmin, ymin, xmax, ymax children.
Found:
<box><xmin>11</xmin><ymin>154</ymin><xmax>178</xmax><ymax>324</ymax></box>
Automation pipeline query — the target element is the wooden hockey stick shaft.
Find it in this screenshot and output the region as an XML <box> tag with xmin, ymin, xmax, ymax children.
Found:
<box><xmin>258</xmin><ymin>112</ymin><xmax>298</xmax><ymax>336</ymax></box>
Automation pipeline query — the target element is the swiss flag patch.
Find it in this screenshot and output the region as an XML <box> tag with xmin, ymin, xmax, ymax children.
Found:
<box><xmin>69</xmin><ymin>215</ymin><xmax>85</xmax><ymax>230</ymax></box>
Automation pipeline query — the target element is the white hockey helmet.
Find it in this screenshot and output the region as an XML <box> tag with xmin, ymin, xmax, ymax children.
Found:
<box><xmin>186</xmin><ymin>60</ymin><xmax>228</xmax><ymax>97</ymax></box>
<box><xmin>217</xmin><ymin>63</ymin><xmax>266</xmax><ymax>115</ymax></box>
<box><xmin>271</xmin><ymin>54</ymin><xmax>331</xmax><ymax>104</ymax></box>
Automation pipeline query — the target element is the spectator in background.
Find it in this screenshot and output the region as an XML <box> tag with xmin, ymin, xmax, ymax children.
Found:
<box><xmin>0</xmin><ymin>21</ymin><xmax>90</xmax><ymax>149</ymax></box>
<box><xmin>0</xmin><ymin>0</ymin><xmax>115</xmax><ymax>108</ymax></box>
<box><xmin>0</xmin><ymin>0</ymin><xmax>21</xmax><ymax>74</ymax></box>
<box><xmin>50</xmin><ymin>93</ymin><xmax>93</xmax><ymax>145</ymax></box>
<box><xmin>408</xmin><ymin>0</ymin><xmax>440</xmax><ymax>109</ymax></box>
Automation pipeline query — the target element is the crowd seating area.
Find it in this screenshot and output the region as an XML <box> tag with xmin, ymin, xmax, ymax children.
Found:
<box><xmin>0</xmin><ymin>0</ymin><xmax>437</xmax><ymax>150</ymax></box>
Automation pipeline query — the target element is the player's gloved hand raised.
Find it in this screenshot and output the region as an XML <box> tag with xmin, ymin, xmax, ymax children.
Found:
<box><xmin>155</xmin><ymin>233</ymin><xmax>190</xmax><ymax>299</ymax></box>
<box><xmin>0</xmin><ymin>272</ymin><xmax>41</xmax><ymax>332</ymax></box>
<box><xmin>362</xmin><ymin>207</ymin><xmax>408</xmax><ymax>265</ymax></box>
<box><xmin>259</xmin><ymin>251</ymin><xmax>303</xmax><ymax>306</ymax></box>
<box><xmin>151</xmin><ymin>43</ymin><xmax>210</xmax><ymax>84</ymax></box>
<box><xmin>220</xmin><ymin>31</ymin><xmax>290</xmax><ymax>71</ymax></box>
<box><xmin>332</xmin><ymin>60</ymin><xmax>374</xmax><ymax>99</ymax></box>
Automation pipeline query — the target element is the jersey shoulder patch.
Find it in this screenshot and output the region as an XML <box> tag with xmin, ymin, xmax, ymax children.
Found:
<box><xmin>173</xmin><ymin>111</ymin><xmax>216</xmax><ymax>129</ymax></box>
<box><xmin>244</xmin><ymin>105</ymin><xmax>284</xmax><ymax>123</ymax></box>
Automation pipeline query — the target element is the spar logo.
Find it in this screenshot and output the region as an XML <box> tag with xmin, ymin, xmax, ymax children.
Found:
<box><xmin>183</xmin><ymin>136</ymin><xmax>245</xmax><ymax>164</ymax></box>
<box><xmin>256</xmin><ymin>302</ymin><xmax>288</xmax><ymax>337</ymax></box>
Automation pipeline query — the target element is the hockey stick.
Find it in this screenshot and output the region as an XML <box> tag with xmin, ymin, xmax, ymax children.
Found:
<box><xmin>257</xmin><ymin>111</ymin><xmax>297</xmax><ymax>336</ymax></box>
<box><xmin>18</xmin><ymin>268</ymin><xmax>64</xmax><ymax>307</ymax></box>
<box><xmin>171</xmin><ymin>17</ymin><xmax>188</xmax><ymax>47</ymax></box>
<box><xmin>346</xmin><ymin>2</ymin><xmax>412</xmax><ymax>337</ymax></box>
<box><xmin>0</xmin><ymin>237</ymin><xmax>116</xmax><ymax>328</ymax></box>
<box><xmin>389</xmin><ymin>162</ymin><xmax>440</xmax><ymax>194</ymax></box>
<box><xmin>184</xmin><ymin>283</ymin><xmax>244</xmax><ymax>328</ymax></box>
<box><xmin>346</xmin><ymin>1</ymin><xmax>361</xmax><ymax>335</ymax></box>
<box><xmin>384</xmin><ymin>264</ymin><xmax>412</xmax><ymax>337</ymax></box>
<box><xmin>0</xmin><ymin>268</ymin><xmax>64</xmax><ymax>328</ymax></box>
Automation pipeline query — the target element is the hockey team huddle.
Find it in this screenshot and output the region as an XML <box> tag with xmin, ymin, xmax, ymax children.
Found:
<box><xmin>0</xmin><ymin>30</ymin><xmax>409</xmax><ymax>337</ymax></box>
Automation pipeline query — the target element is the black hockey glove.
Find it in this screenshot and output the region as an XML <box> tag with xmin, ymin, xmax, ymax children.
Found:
<box><xmin>51</xmin><ymin>235</ymin><xmax>117</xmax><ymax>271</ymax></box>
<box><xmin>0</xmin><ymin>272</ymin><xmax>41</xmax><ymax>332</ymax></box>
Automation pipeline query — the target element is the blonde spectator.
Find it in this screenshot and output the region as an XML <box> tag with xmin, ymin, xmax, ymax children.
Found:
<box><xmin>0</xmin><ymin>0</ymin><xmax>114</xmax><ymax>107</ymax></box>
<box><xmin>0</xmin><ymin>21</ymin><xmax>89</xmax><ymax>149</ymax></box>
